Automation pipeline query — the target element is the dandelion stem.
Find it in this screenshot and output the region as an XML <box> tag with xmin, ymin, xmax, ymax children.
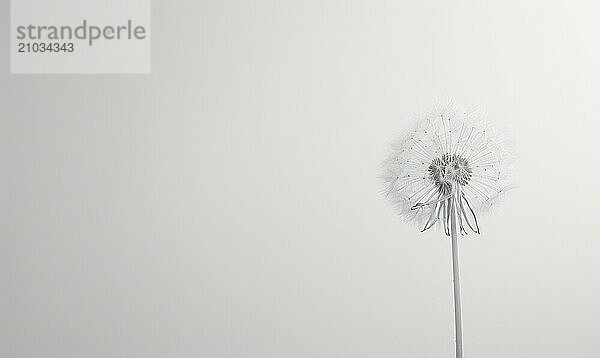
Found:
<box><xmin>450</xmin><ymin>195</ymin><xmax>463</xmax><ymax>358</ymax></box>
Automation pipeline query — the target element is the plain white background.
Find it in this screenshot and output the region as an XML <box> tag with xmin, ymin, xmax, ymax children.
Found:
<box><xmin>2</xmin><ymin>1</ymin><xmax>600</xmax><ymax>357</ymax></box>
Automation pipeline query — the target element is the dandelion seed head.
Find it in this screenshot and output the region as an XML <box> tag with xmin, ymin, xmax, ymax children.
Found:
<box><xmin>381</xmin><ymin>101</ymin><xmax>514</xmax><ymax>235</ymax></box>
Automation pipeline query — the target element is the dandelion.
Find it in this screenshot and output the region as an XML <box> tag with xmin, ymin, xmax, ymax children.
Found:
<box><xmin>381</xmin><ymin>101</ymin><xmax>514</xmax><ymax>358</ymax></box>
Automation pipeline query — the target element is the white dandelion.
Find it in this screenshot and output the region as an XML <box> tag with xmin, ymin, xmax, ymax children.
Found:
<box><xmin>381</xmin><ymin>101</ymin><xmax>514</xmax><ymax>358</ymax></box>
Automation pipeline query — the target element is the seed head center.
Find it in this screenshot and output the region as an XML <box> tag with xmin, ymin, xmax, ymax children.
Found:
<box><xmin>428</xmin><ymin>153</ymin><xmax>472</xmax><ymax>195</ymax></box>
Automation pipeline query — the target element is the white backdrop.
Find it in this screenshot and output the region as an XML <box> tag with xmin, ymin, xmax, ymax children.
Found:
<box><xmin>3</xmin><ymin>1</ymin><xmax>600</xmax><ymax>357</ymax></box>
